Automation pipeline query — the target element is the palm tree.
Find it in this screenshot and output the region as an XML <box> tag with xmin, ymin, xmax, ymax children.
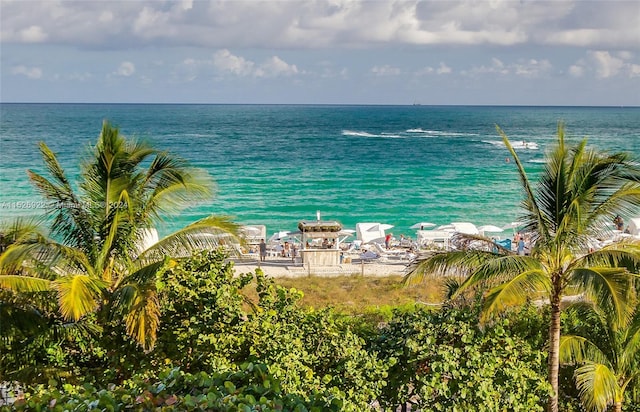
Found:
<box><xmin>560</xmin><ymin>302</ymin><xmax>640</xmax><ymax>412</ymax></box>
<box><xmin>405</xmin><ymin>123</ymin><xmax>640</xmax><ymax>412</ymax></box>
<box><xmin>0</xmin><ymin>120</ymin><xmax>240</xmax><ymax>350</ymax></box>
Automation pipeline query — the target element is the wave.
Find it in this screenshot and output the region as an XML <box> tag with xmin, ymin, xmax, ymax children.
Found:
<box><xmin>342</xmin><ymin>130</ymin><xmax>403</xmax><ymax>138</ymax></box>
<box><xmin>527</xmin><ymin>158</ymin><xmax>546</xmax><ymax>163</ymax></box>
<box><xmin>406</xmin><ymin>128</ymin><xmax>478</xmax><ymax>137</ymax></box>
<box><xmin>482</xmin><ymin>140</ymin><xmax>539</xmax><ymax>150</ymax></box>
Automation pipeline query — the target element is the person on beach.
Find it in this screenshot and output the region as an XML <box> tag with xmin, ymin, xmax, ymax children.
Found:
<box><xmin>614</xmin><ymin>215</ymin><xmax>624</xmax><ymax>231</ymax></box>
<box><xmin>259</xmin><ymin>239</ymin><xmax>267</xmax><ymax>262</ymax></box>
<box><xmin>517</xmin><ymin>238</ymin><xmax>525</xmax><ymax>256</ymax></box>
<box><xmin>385</xmin><ymin>233</ymin><xmax>392</xmax><ymax>249</ymax></box>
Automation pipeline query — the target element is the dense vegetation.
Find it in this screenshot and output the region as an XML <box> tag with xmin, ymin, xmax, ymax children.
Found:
<box><xmin>2</xmin><ymin>250</ymin><xmax>553</xmax><ymax>410</ymax></box>
<box><xmin>2</xmin><ymin>249</ymin><xmax>640</xmax><ymax>410</ymax></box>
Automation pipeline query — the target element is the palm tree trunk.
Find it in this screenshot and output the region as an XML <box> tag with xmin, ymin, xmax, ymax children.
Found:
<box><xmin>614</xmin><ymin>401</ymin><xmax>622</xmax><ymax>412</ymax></box>
<box><xmin>547</xmin><ymin>285</ymin><xmax>562</xmax><ymax>412</ymax></box>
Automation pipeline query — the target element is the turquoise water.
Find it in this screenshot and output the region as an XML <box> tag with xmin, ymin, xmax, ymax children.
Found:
<box><xmin>1</xmin><ymin>104</ymin><xmax>639</xmax><ymax>238</ymax></box>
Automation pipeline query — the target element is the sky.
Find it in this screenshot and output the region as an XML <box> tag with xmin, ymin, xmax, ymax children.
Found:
<box><xmin>1</xmin><ymin>0</ymin><xmax>639</xmax><ymax>106</ymax></box>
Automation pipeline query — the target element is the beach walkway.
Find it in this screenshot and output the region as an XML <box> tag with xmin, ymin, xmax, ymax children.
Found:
<box><xmin>232</xmin><ymin>257</ymin><xmax>410</xmax><ymax>278</ymax></box>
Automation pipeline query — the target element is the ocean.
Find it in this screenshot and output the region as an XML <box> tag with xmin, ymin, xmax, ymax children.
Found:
<box><xmin>1</xmin><ymin>104</ymin><xmax>639</xmax><ymax>238</ymax></box>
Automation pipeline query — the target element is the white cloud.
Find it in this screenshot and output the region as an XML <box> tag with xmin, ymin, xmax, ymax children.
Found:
<box><xmin>255</xmin><ymin>56</ymin><xmax>299</xmax><ymax>78</ymax></box>
<box><xmin>462</xmin><ymin>57</ymin><xmax>552</xmax><ymax>78</ymax></box>
<box><xmin>589</xmin><ymin>51</ymin><xmax>625</xmax><ymax>78</ymax></box>
<box><xmin>213</xmin><ymin>49</ymin><xmax>255</xmax><ymax>76</ymax></box>
<box><xmin>436</xmin><ymin>62</ymin><xmax>452</xmax><ymax>74</ymax></box>
<box><xmin>568</xmin><ymin>51</ymin><xmax>640</xmax><ymax>79</ymax></box>
<box><xmin>513</xmin><ymin>59</ymin><xmax>552</xmax><ymax>78</ymax></box>
<box><xmin>417</xmin><ymin>62</ymin><xmax>453</xmax><ymax>76</ymax></box>
<box><xmin>11</xmin><ymin>65</ymin><xmax>43</xmax><ymax>79</ymax></box>
<box><xmin>568</xmin><ymin>64</ymin><xmax>585</xmax><ymax>77</ymax></box>
<box><xmin>114</xmin><ymin>61</ymin><xmax>136</xmax><ymax>77</ymax></box>
<box><xmin>212</xmin><ymin>49</ymin><xmax>299</xmax><ymax>78</ymax></box>
<box><xmin>371</xmin><ymin>65</ymin><xmax>401</xmax><ymax>76</ymax></box>
<box><xmin>19</xmin><ymin>25</ymin><xmax>47</xmax><ymax>42</ymax></box>
<box><xmin>1</xmin><ymin>1</ymin><xmax>637</xmax><ymax>49</ymax></box>
<box><xmin>465</xmin><ymin>58</ymin><xmax>509</xmax><ymax>76</ymax></box>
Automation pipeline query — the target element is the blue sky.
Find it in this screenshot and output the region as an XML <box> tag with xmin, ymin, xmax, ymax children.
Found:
<box><xmin>1</xmin><ymin>0</ymin><xmax>639</xmax><ymax>106</ymax></box>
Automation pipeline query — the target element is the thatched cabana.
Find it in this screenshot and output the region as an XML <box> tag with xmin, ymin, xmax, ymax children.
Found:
<box><xmin>298</xmin><ymin>220</ymin><xmax>343</xmax><ymax>266</ymax></box>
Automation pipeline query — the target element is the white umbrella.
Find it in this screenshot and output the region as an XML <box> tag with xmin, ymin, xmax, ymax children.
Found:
<box><xmin>268</xmin><ymin>231</ymin><xmax>290</xmax><ymax>242</ymax></box>
<box><xmin>410</xmin><ymin>222</ymin><xmax>436</xmax><ymax>229</ymax></box>
<box><xmin>367</xmin><ymin>223</ymin><xmax>394</xmax><ymax>232</ymax></box>
<box><xmin>240</xmin><ymin>226</ymin><xmax>262</xmax><ymax>236</ymax></box>
<box><xmin>502</xmin><ymin>221</ymin><xmax>525</xmax><ymax>230</ymax></box>
<box><xmin>478</xmin><ymin>225</ymin><xmax>504</xmax><ymax>233</ymax></box>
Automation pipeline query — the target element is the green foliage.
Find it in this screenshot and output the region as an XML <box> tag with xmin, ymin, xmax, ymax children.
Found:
<box><xmin>92</xmin><ymin>250</ymin><xmax>387</xmax><ymax>410</ymax></box>
<box><xmin>559</xmin><ymin>303</ymin><xmax>640</xmax><ymax>411</ymax></box>
<box><xmin>5</xmin><ymin>243</ymin><xmax>611</xmax><ymax>411</ymax></box>
<box><xmin>9</xmin><ymin>363</ymin><xmax>340</xmax><ymax>411</ymax></box>
<box><xmin>373</xmin><ymin>305</ymin><xmax>551</xmax><ymax>411</ymax></box>
<box><xmin>241</xmin><ymin>272</ymin><xmax>389</xmax><ymax>410</ymax></box>
<box><xmin>152</xmin><ymin>248</ymin><xmax>253</xmax><ymax>372</ymax></box>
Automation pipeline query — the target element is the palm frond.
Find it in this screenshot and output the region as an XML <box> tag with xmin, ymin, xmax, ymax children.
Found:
<box><xmin>455</xmin><ymin>255</ymin><xmax>544</xmax><ymax>296</ymax></box>
<box><xmin>53</xmin><ymin>274</ymin><xmax>106</xmax><ymax>321</ymax></box>
<box><xmin>619</xmin><ymin>314</ymin><xmax>640</xmax><ymax>373</ymax></box>
<box><xmin>141</xmin><ymin>156</ymin><xmax>213</xmax><ymax>219</ymax></box>
<box><xmin>0</xmin><ymin>239</ymin><xmax>97</xmax><ymax>280</ymax></box>
<box><xmin>0</xmin><ymin>275</ymin><xmax>52</xmax><ymax>292</ymax></box>
<box><xmin>574</xmin><ymin>362</ymin><xmax>620</xmax><ymax>412</ymax></box>
<box><xmin>480</xmin><ymin>269</ymin><xmax>550</xmax><ymax>323</ymax></box>
<box><xmin>35</xmin><ymin>142</ymin><xmax>73</xmax><ymax>190</ymax></box>
<box><xmin>136</xmin><ymin>215</ymin><xmax>241</xmax><ymax>265</ymax></box>
<box><xmin>497</xmin><ymin>124</ymin><xmax>547</xmax><ymax>240</ymax></box>
<box><xmin>577</xmin><ymin>243</ymin><xmax>640</xmax><ymax>276</ymax></box>
<box><xmin>404</xmin><ymin>249</ymin><xmax>498</xmax><ymax>285</ymax></box>
<box><xmin>112</xmin><ymin>264</ymin><xmax>162</xmax><ymax>351</ymax></box>
<box><xmin>560</xmin><ymin>335</ymin><xmax>610</xmax><ymax>366</ymax></box>
<box><xmin>0</xmin><ymin>216</ymin><xmax>48</xmax><ymax>247</ymax></box>
<box><xmin>570</xmin><ymin>266</ymin><xmax>637</xmax><ymax>330</ymax></box>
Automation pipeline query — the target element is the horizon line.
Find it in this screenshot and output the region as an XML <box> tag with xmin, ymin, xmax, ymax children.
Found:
<box><xmin>1</xmin><ymin>102</ymin><xmax>638</xmax><ymax>108</ymax></box>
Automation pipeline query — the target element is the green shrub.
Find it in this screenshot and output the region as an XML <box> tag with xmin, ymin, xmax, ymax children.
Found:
<box><xmin>9</xmin><ymin>363</ymin><xmax>340</xmax><ymax>411</ymax></box>
<box><xmin>373</xmin><ymin>305</ymin><xmax>551</xmax><ymax>411</ymax></box>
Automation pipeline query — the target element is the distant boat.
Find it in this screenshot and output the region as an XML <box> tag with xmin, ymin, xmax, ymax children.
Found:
<box><xmin>412</xmin><ymin>101</ymin><xmax>421</xmax><ymax>106</ymax></box>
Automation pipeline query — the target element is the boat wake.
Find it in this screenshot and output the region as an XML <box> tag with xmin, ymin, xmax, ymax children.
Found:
<box><xmin>483</xmin><ymin>140</ymin><xmax>539</xmax><ymax>150</ymax></box>
<box><xmin>342</xmin><ymin>130</ymin><xmax>404</xmax><ymax>138</ymax></box>
<box><xmin>342</xmin><ymin>128</ymin><xmax>476</xmax><ymax>138</ymax></box>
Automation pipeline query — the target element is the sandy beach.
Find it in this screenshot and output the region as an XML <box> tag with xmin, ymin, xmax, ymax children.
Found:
<box><xmin>231</xmin><ymin>256</ymin><xmax>411</xmax><ymax>278</ymax></box>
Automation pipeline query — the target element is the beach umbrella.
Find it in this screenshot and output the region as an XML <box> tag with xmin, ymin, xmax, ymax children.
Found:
<box><xmin>437</xmin><ymin>224</ymin><xmax>455</xmax><ymax>231</ymax></box>
<box><xmin>410</xmin><ymin>222</ymin><xmax>436</xmax><ymax>229</ymax></box>
<box><xmin>367</xmin><ymin>223</ymin><xmax>394</xmax><ymax>232</ymax></box>
<box><xmin>240</xmin><ymin>226</ymin><xmax>262</xmax><ymax>236</ymax></box>
<box><xmin>478</xmin><ymin>225</ymin><xmax>504</xmax><ymax>233</ymax></box>
<box><xmin>268</xmin><ymin>231</ymin><xmax>290</xmax><ymax>242</ymax></box>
